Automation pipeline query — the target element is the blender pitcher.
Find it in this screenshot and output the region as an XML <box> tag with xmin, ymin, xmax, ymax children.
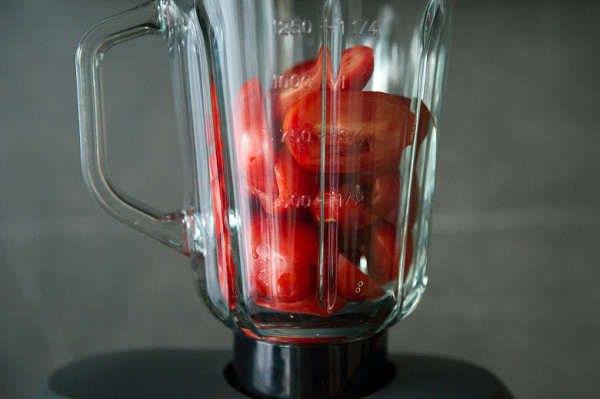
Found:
<box><xmin>77</xmin><ymin>0</ymin><xmax>452</xmax><ymax>397</ymax></box>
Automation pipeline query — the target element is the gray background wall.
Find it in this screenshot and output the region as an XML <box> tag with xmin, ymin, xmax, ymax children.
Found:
<box><xmin>1</xmin><ymin>1</ymin><xmax>598</xmax><ymax>398</ymax></box>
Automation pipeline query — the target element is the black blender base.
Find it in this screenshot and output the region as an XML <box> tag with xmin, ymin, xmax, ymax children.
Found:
<box><xmin>231</xmin><ymin>331</ymin><xmax>393</xmax><ymax>398</ymax></box>
<box><xmin>34</xmin><ymin>348</ymin><xmax>513</xmax><ymax>399</ymax></box>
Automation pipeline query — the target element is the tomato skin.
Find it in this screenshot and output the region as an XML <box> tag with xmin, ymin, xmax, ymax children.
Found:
<box><xmin>310</xmin><ymin>183</ymin><xmax>379</xmax><ymax>229</ymax></box>
<box><xmin>397</xmin><ymin>96</ymin><xmax>432</xmax><ymax>151</ymax></box>
<box><xmin>274</xmin><ymin>148</ymin><xmax>318</xmax><ymax>200</ymax></box>
<box><xmin>337</xmin><ymin>253</ymin><xmax>385</xmax><ymax>301</ymax></box>
<box><xmin>337</xmin><ymin>217</ymin><xmax>414</xmax><ymax>287</ymax></box>
<box><xmin>283</xmin><ymin>91</ymin><xmax>415</xmax><ymax>173</ymax></box>
<box><xmin>208</xmin><ymin>80</ymin><xmax>237</xmax><ymax>305</ymax></box>
<box><xmin>334</xmin><ymin>46</ymin><xmax>374</xmax><ymax>91</ymax></box>
<box><xmin>247</xmin><ymin>215</ymin><xmax>318</xmax><ymax>303</ymax></box>
<box><xmin>260</xmin><ymin>148</ymin><xmax>318</xmax><ymax>214</ymax></box>
<box><xmin>270</xmin><ymin>47</ymin><xmax>333</xmax><ymax>128</ymax></box>
<box><xmin>270</xmin><ymin>45</ymin><xmax>375</xmax><ymax>128</ymax></box>
<box><xmin>369</xmin><ymin>173</ymin><xmax>400</xmax><ymax>223</ymax></box>
<box><xmin>233</xmin><ymin>77</ymin><xmax>277</xmax><ymax>194</ymax></box>
<box><xmin>369</xmin><ymin>221</ymin><xmax>414</xmax><ymax>285</ymax></box>
<box><xmin>367</xmin><ymin>220</ymin><xmax>399</xmax><ymax>285</ymax></box>
<box><xmin>370</xmin><ymin>171</ymin><xmax>419</xmax><ymax>228</ymax></box>
<box><xmin>208</xmin><ymin>81</ymin><xmax>226</xmax><ymax>236</ymax></box>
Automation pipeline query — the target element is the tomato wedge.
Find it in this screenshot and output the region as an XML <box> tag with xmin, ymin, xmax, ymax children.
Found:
<box><xmin>310</xmin><ymin>183</ymin><xmax>379</xmax><ymax>229</ymax></box>
<box><xmin>369</xmin><ymin>221</ymin><xmax>414</xmax><ymax>285</ymax></box>
<box><xmin>334</xmin><ymin>46</ymin><xmax>374</xmax><ymax>91</ymax></box>
<box><xmin>397</xmin><ymin>96</ymin><xmax>432</xmax><ymax>151</ymax></box>
<box><xmin>283</xmin><ymin>91</ymin><xmax>415</xmax><ymax>172</ymax></box>
<box><xmin>260</xmin><ymin>148</ymin><xmax>318</xmax><ymax>214</ymax></box>
<box><xmin>337</xmin><ymin>216</ymin><xmax>415</xmax><ymax>287</ymax></box>
<box><xmin>337</xmin><ymin>253</ymin><xmax>385</xmax><ymax>301</ymax></box>
<box><xmin>247</xmin><ymin>215</ymin><xmax>318</xmax><ymax>303</ymax></box>
<box><xmin>270</xmin><ymin>45</ymin><xmax>375</xmax><ymax>128</ymax></box>
<box><xmin>269</xmin><ymin>47</ymin><xmax>332</xmax><ymax>128</ymax></box>
<box><xmin>233</xmin><ymin>77</ymin><xmax>277</xmax><ymax>194</ymax></box>
<box><xmin>208</xmin><ymin>80</ymin><xmax>236</xmax><ymax>305</ymax></box>
<box><xmin>370</xmin><ymin>171</ymin><xmax>419</xmax><ymax>227</ymax></box>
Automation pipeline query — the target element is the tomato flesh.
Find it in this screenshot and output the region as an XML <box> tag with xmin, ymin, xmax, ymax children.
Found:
<box><xmin>310</xmin><ymin>183</ymin><xmax>379</xmax><ymax>229</ymax></box>
<box><xmin>260</xmin><ymin>148</ymin><xmax>318</xmax><ymax>214</ymax></box>
<box><xmin>270</xmin><ymin>45</ymin><xmax>375</xmax><ymax>126</ymax></box>
<box><xmin>370</xmin><ymin>171</ymin><xmax>419</xmax><ymax>228</ymax></box>
<box><xmin>337</xmin><ymin>253</ymin><xmax>385</xmax><ymax>300</ymax></box>
<box><xmin>334</xmin><ymin>46</ymin><xmax>374</xmax><ymax>91</ymax></box>
<box><xmin>270</xmin><ymin>47</ymin><xmax>332</xmax><ymax>127</ymax></box>
<box><xmin>208</xmin><ymin>80</ymin><xmax>236</xmax><ymax>305</ymax></box>
<box><xmin>247</xmin><ymin>215</ymin><xmax>318</xmax><ymax>303</ymax></box>
<box><xmin>233</xmin><ymin>77</ymin><xmax>277</xmax><ymax>194</ymax></box>
<box><xmin>283</xmin><ymin>91</ymin><xmax>415</xmax><ymax>172</ymax></box>
<box><xmin>369</xmin><ymin>221</ymin><xmax>414</xmax><ymax>285</ymax></box>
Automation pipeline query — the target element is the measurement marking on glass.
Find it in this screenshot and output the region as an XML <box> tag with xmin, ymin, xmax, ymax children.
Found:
<box><xmin>279</xmin><ymin>127</ymin><xmax>365</xmax><ymax>144</ymax></box>
<box><xmin>272</xmin><ymin>74</ymin><xmax>312</xmax><ymax>89</ymax></box>
<box><xmin>351</xmin><ymin>20</ymin><xmax>379</xmax><ymax>35</ymax></box>
<box><xmin>317</xmin><ymin>20</ymin><xmax>379</xmax><ymax>35</ymax></box>
<box><xmin>273</xmin><ymin>19</ymin><xmax>313</xmax><ymax>36</ymax></box>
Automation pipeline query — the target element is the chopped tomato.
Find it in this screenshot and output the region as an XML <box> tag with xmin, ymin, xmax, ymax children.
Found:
<box><xmin>247</xmin><ymin>215</ymin><xmax>318</xmax><ymax>303</ymax></box>
<box><xmin>208</xmin><ymin>80</ymin><xmax>235</xmax><ymax>305</ymax></box>
<box><xmin>396</xmin><ymin>96</ymin><xmax>432</xmax><ymax>151</ymax></box>
<box><xmin>260</xmin><ymin>148</ymin><xmax>318</xmax><ymax>214</ymax></box>
<box><xmin>270</xmin><ymin>45</ymin><xmax>375</xmax><ymax>128</ymax></box>
<box><xmin>334</xmin><ymin>46</ymin><xmax>374</xmax><ymax>91</ymax></box>
<box><xmin>233</xmin><ymin>77</ymin><xmax>277</xmax><ymax>194</ymax></box>
<box><xmin>337</xmin><ymin>253</ymin><xmax>385</xmax><ymax>300</ymax></box>
<box><xmin>269</xmin><ymin>47</ymin><xmax>332</xmax><ymax>128</ymax></box>
<box><xmin>309</xmin><ymin>183</ymin><xmax>379</xmax><ymax>229</ymax></box>
<box><xmin>283</xmin><ymin>91</ymin><xmax>415</xmax><ymax>172</ymax></box>
<box><xmin>369</xmin><ymin>221</ymin><xmax>414</xmax><ymax>285</ymax></box>
<box><xmin>370</xmin><ymin>171</ymin><xmax>419</xmax><ymax>227</ymax></box>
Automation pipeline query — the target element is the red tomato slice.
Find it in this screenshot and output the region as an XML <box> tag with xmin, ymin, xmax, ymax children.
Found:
<box><xmin>337</xmin><ymin>253</ymin><xmax>385</xmax><ymax>301</ymax></box>
<box><xmin>260</xmin><ymin>148</ymin><xmax>318</xmax><ymax>214</ymax></box>
<box><xmin>270</xmin><ymin>45</ymin><xmax>374</xmax><ymax>128</ymax></box>
<box><xmin>216</xmin><ymin>231</ymin><xmax>235</xmax><ymax>305</ymax></box>
<box><xmin>269</xmin><ymin>47</ymin><xmax>333</xmax><ymax>128</ymax></box>
<box><xmin>283</xmin><ymin>91</ymin><xmax>415</xmax><ymax>172</ymax></box>
<box><xmin>309</xmin><ymin>183</ymin><xmax>379</xmax><ymax>229</ymax></box>
<box><xmin>343</xmin><ymin>155</ymin><xmax>400</xmax><ymax>187</ymax></box>
<box><xmin>255</xmin><ymin>223</ymin><xmax>345</xmax><ymax>316</ymax></box>
<box><xmin>208</xmin><ymin>81</ymin><xmax>226</xmax><ymax>235</ymax></box>
<box><xmin>284</xmin><ymin>58</ymin><xmax>316</xmax><ymax>75</ymax></box>
<box><xmin>369</xmin><ymin>221</ymin><xmax>414</xmax><ymax>285</ymax></box>
<box><xmin>397</xmin><ymin>97</ymin><xmax>432</xmax><ymax>151</ymax></box>
<box><xmin>274</xmin><ymin>148</ymin><xmax>319</xmax><ymax>201</ymax></box>
<box><xmin>367</xmin><ymin>220</ymin><xmax>398</xmax><ymax>285</ymax></box>
<box><xmin>334</xmin><ymin>46</ymin><xmax>374</xmax><ymax>91</ymax></box>
<box><xmin>337</xmin><ymin>219</ymin><xmax>413</xmax><ymax>287</ymax></box>
<box><xmin>208</xmin><ymin>80</ymin><xmax>236</xmax><ymax>305</ymax></box>
<box><xmin>247</xmin><ymin>214</ymin><xmax>318</xmax><ymax>303</ymax></box>
<box><xmin>370</xmin><ymin>171</ymin><xmax>419</xmax><ymax>228</ymax></box>
<box><xmin>233</xmin><ymin>77</ymin><xmax>277</xmax><ymax>194</ymax></box>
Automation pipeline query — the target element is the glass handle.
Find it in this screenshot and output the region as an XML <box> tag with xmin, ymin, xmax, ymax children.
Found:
<box><xmin>76</xmin><ymin>1</ymin><xmax>190</xmax><ymax>255</ymax></box>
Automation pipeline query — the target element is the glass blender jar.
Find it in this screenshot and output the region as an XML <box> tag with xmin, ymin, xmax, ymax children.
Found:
<box><xmin>77</xmin><ymin>0</ymin><xmax>452</xmax><ymax>397</ymax></box>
